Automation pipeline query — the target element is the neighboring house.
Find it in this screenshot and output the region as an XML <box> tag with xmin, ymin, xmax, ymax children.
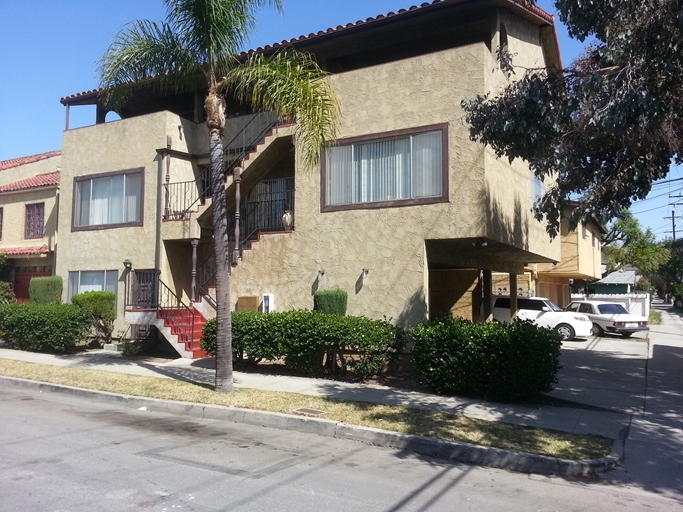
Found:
<box><xmin>534</xmin><ymin>206</ymin><xmax>606</xmax><ymax>307</ymax></box>
<box><xmin>0</xmin><ymin>151</ymin><xmax>61</xmax><ymax>302</ymax></box>
<box><xmin>51</xmin><ymin>0</ymin><xmax>562</xmax><ymax>357</ymax></box>
<box><xmin>586</xmin><ymin>270</ymin><xmax>637</xmax><ymax>295</ymax></box>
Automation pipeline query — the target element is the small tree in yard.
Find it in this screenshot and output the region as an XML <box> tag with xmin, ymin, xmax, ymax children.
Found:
<box><xmin>71</xmin><ymin>291</ymin><xmax>116</xmax><ymax>346</ymax></box>
<box><xmin>100</xmin><ymin>0</ymin><xmax>339</xmax><ymax>392</ymax></box>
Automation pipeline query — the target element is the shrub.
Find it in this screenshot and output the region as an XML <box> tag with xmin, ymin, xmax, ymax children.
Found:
<box><xmin>313</xmin><ymin>289</ymin><xmax>348</xmax><ymax>316</ymax></box>
<box><xmin>29</xmin><ymin>276</ymin><xmax>63</xmax><ymax>304</ymax></box>
<box><xmin>0</xmin><ymin>303</ymin><xmax>91</xmax><ymax>352</ymax></box>
<box><xmin>200</xmin><ymin>311</ymin><xmax>404</xmax><ymax>379</ymax></box>
<box><xmin>411</xmin><ymin>317</ymin><xmax>562</xmax><ymax>403</ymax></box>
<box><xmin>71</xmin><ymin>291</ymin><xmax>116</xmax><ymax>345</ymax></box>
<box><xmin>0</xmin><ymin>282</ymin><xmax>16</xmax><ymax>304</ymax></box>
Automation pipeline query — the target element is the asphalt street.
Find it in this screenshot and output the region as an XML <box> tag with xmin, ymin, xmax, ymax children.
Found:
<box><xmin>0</xmin><ymin>387</ymin><xmax>678</xmax><ymax>512</ymax></box>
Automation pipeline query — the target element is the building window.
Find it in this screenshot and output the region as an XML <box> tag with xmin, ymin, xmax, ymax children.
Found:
<box><xmin>67</xmin><ymin>270</ymin><xmax>118</xmax><ymax>306</ymax></box>
<box><xmin>0</xmin><ymin>207</ymin><xmax>3</xmax><ymax>240</ymax></box>
<box><xmin>323</xmin><ymin>125</ymin><xmax>447</xmax><ymax>210</ymax></box>
<box><xmin>532</xmin><ymin>174</ymin><xmax>543</xmax><ymax>206</ymax></box>
<box><xmin>73</xmin><ymin>169</ymin><xmax>143</xmax><ymax>229</ymax></box>
<box><xmin>25</xmin><ymin>203</ymin><xmax>44</xmax><ymax>239</ymax></box>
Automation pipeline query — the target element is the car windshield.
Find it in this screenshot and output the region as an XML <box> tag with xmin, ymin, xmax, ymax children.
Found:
<box><xmin>597</xmin><ymin>304</ymin><xmax>630</xmax><ymax>315</ymax></box>
<box><xmin>543</xmin><ymin>300</ymin><xmax>564</xmax><ymax>312</ymax></box>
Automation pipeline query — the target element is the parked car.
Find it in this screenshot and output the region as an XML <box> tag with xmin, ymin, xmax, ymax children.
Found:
<box><xmin>565</xmin><ymin>301</ymin><xmax>649</xmax><ymax>337</ymax></box>
<box><xmin>491</xmin><ymin>296</ymin><xmax>592</xmax><ymax>341</ymax></box>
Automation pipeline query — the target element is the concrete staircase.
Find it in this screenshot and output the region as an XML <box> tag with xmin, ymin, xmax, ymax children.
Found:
<box><xmin>156</xmin><ymin>307</ymin><xmax>208</xmax><ymax>359</ymax></box>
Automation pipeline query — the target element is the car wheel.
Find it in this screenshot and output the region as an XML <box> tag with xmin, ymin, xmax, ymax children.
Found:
<box><xmin>592</xmin><ymin>323</ymin><xmax>605</xmax><ymax>336</ymax></box>
<box><xmin>622</xmin><ymin>332</ymin><xmax>634</xmax><ymax>338</ymax></box>
<box><xmin>556</xmin><ymin>323</ymin><xmax>575</xmax><ymax>341</ymax></box>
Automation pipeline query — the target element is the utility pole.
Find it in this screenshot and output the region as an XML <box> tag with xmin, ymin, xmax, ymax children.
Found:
<box><xmin>665</xmin><ymin>210</ymin><xmax>677</xmax><ymax>240</ymax></box>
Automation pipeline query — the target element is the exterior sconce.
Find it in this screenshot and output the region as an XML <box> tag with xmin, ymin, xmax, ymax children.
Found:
<box><xmin>362</xmin><ymin>268</ymin><xmax>369</xmax><ymax>277</ymax></box>
<box><xmin>123</xmin><ymin>259</ymin><xmax>133</xmax><ymax>270</ymax></box>
<box><xmin>318</xmin><ymin>270</ymin><xmax>325</xmax><ymax>279</ymax></box>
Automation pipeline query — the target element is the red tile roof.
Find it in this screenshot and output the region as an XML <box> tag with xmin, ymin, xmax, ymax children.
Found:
<box><xmin>60</xmin><ymin>0</ymin><xmax>554</xmax><ymax>105</ymax></box>
<box><xmin>0</xmin><ymin>171</ymin><xmax>60</xmax><ymax>194</ymax></box>
<box><xmin>0</xmin><ymin>245</ymin><xmax>52</xmax><ymax>256</ymax></box>
<box><xmin>0</xmin><ymin>150</ymin><xmax>61</xmax><ymax>171</ymax></box>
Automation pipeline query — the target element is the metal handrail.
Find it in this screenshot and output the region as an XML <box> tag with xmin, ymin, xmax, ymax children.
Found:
<box><xmin>224</xmin><ymin>111</ymin><xmax>280</xmax><ymax>173</ymax></box>
<box><xmin>124</xmin><ymin>269</ymin><xmax>197</xmax><ymax>344</ymax></box>
<box><xmin>157</xmin><ymin>278</ymin><xmax>196</xmax><ymax>345</ymax></box>
<box><xmin>163</xmin><ymin>111</ymin><xmax>280</xmax><ymax>221</ymax></box>
<box><xmin>163</xmin><ymin>165</ymin><xmax>211</xmax><ymax>220</ymax></box>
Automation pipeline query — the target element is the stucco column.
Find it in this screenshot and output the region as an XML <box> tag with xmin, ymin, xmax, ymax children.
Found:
<box><xmin>509</xmin><ymin>273</ymin><xmax>518</xmax><ymax>321</ymax></box>
<box><xmin>483</xmin><ymin>270</ymin><xmax>493</xmax><ymax>321</ymax></box>
<box><xmin>191</xmin><ymin>238</ymin><xmax>199</xmax><ymax>302</ymax></box>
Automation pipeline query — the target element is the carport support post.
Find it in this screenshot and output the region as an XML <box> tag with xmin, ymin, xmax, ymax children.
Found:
<box><xmin>509</xmin><ymin>273</ymin><xmax>518</xmax><ymax>321</ymax></box>
<box><xmin>483</xmin><ymin>270</ymin><xmax>493</xmax><ymax>321</ymax></box>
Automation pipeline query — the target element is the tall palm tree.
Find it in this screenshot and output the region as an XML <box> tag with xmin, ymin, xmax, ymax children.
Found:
<box><xmin>99</xmin><ymin>0</ymin><xmax>339</xmax><ymax>392</ymax></box>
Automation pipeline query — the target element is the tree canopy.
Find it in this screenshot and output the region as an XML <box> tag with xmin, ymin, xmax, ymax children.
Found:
<box><xmin>601</xmin><ymin>210</ymin><xmax>670</xmax><ymax>274</ymax></box>
<box><xmin>462</xmin><ymin>0</ymin><xmax>683</xmax><ymax>236</ymax></box>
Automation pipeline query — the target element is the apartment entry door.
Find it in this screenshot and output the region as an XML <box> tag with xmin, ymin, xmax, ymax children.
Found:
<box><xmin>13</xmin><ymin>267</ymin><xmax>52</xmax><ymax>303</ymax></box>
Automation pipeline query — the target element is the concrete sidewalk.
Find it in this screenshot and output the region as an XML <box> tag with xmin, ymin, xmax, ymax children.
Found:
<box><xmin>6</xmin><ymin>303</ymin><xmax>683</xmax><ymax>488</ymax></box>
<box><xmin>0</xmin><ymin>336</ymin><xmax>633</xmax><ymax>441</ymax></box>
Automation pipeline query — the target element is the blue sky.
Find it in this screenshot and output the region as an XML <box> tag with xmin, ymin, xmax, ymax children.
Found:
<box><xmin>1</xmin><ymin>0</ymin><xmax>680</xmax><ymax>238</ymax></box>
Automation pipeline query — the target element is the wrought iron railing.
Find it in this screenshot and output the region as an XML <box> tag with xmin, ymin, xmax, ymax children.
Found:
<box><xmin>163</xmin><ymin>165</ymin><xmax>211</xmax><ymax>220</ymax></box>
<box><xmin>156</xmin><ymin>279</ymin><xmax>196</xmax><ymax>345</ymax></box>
<box><xmin>224</xmin><ymin>110</ymin><xmax>280</xmax><ymax>173</ymax></box>
<box><xmin>163</xmin><ymin>111</ymin><xmax>281</xmax><ymax>221</ymax></box>
<box><xmin>125</xmin><ymin>269</ymin><xmax>197</xmax><ymax>345</ymax></box>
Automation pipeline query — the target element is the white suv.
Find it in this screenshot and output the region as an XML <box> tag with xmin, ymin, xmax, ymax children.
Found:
<box><xmin>492</xmin><ymin>296</ymin><xmax>592</xmax><ymax>340</ymax></box>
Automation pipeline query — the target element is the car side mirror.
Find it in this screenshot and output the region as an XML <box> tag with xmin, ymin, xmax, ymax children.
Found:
<box><xmin>541</xmin><ymin>306</ymin><xmax>550</xmax><ymax>312</ymax></box>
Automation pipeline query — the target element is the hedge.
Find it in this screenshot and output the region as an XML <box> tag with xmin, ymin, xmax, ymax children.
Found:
<box><xmin>29</xmin><ymin>276</ymin><xmax>63</xmax><ymax>304</ymax></box>
<box><xmin>71</xmin><ymin>291</ymin><xmax>116</xmax><ymax>345</ymax></box>
<box><xmin>313</xmin><ymin>290</ymin><xmax>348</xmax><ymax>316</ymax></box>
<box><xmin>201</xmin><ymin>310</ymin><xmax>405</xmax><ymax>379</ymax></box>
<box><xmin>0</xmin><ymin>303</ymin><xmax>92</xmax><ymax>353</ymax></box>
<box><xmin>410</xmin><ymin>317</ymin><xmax>562</xmax><ymax>402</ymax></box>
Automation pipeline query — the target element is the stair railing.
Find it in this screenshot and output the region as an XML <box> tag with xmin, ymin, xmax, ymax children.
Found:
<box><xmin>124</xmin><ymin>269</ymin><xmax>197</xmax><ymax>345</ymax></box>
<box><xmin>163</xmin><ymin>110</ymin><xmax>280</xmax><ymax>221</ymax></box>
<box><xmin>157</xmin><ymin>278</ymin><xmax>196</xmax><ymax>345</ymax></box>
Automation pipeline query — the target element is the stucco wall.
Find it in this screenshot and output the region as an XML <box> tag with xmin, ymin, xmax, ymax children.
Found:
<box><xmin>230</xmin><ymin>37</ymin><xmax>556</xmax><ymax>327</ymax></box>
<box><xmin>0</xmin><ymin>188</ymin><xmax>58</xmax><ymax>251</ymax></box>
<box><xmin>57</xmin><ymin>111</ymin><xmax>189</xmax><ymax>329</ymax></box>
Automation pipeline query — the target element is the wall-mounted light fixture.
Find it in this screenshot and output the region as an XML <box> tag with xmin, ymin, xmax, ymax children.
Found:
<box><xmin>123</xmin><ymin>259</ymin><xmax>133</xmax><ymax>270</ymax></box>
<box><xmin>362</xmin><ymin>268</ymin><xmax>369</xmax><ymax>277</ymax></box>
<box><xmin>317</xmin><ymin>270</ymin><xmax>325</xmax><ymax>279</ymax></box>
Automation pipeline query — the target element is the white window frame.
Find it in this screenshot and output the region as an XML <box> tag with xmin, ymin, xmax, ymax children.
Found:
<box><xmin>67</xmin><ymin>270</ymin><xmax>119</xmax><ymax>311</ymax></box>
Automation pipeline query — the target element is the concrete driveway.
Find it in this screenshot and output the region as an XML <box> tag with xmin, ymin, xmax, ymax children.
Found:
<box><xmin>552</xmin><ymin>301</ymin><xmax>683</xmax><ymax>502</ymax></box>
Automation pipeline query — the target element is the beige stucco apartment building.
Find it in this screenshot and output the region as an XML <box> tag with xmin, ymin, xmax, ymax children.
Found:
<box><xmin>0</xmin><ymin>152</ymin><xmax>61</xmax><ymax>302</ymax></box>
<box><xmin>5</xmin><ymin>0</ymin><xmax>595</xmax><ymax>356</ymax></box>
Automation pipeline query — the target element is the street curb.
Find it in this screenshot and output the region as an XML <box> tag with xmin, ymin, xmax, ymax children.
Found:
<box><xmin>0</xmin><ymin>376</ymin><xmax>623</xmax><ymax>477</ymax></box>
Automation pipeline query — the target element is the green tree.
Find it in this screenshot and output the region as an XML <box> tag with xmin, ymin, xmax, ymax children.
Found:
<box><xmin>462</xmin><ymin>0</ymin><xmax>683</xmax><ymax>236</ymax></box>
<box><xmin>99</xmin><ymin>0</ymin><xmax>339</xmax><ymax>392</ymax></box>
<box><xmin>601</xmin><ymin>210</ymin><xmax>670</xmax><ymax>274</ymax></box>
<box><xmin>656</xmin><ymin>238</ymin><xmax>683</xmax><ymax>294</ymax></box>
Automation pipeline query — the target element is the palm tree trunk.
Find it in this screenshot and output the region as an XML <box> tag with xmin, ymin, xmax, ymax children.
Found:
<box><xmin>207</xmin><ymin>93</ymin><xmax>234</xmax><ymax>393</ymax></box>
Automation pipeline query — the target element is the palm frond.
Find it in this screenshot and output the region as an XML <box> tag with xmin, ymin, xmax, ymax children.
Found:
<box><xmin>165</xmin><ymin>0</ymin><xmax>283</xmax><ymax>80</ymax></box>
<box><xmin>226</xmin><ymin>49</ymin><xmax>340</xmax><ymax>166</ymax></box>
<box><xmin>98</xmin><ymin>19</ymin><xmax>201</xmax><ymax>110</ymax></box>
